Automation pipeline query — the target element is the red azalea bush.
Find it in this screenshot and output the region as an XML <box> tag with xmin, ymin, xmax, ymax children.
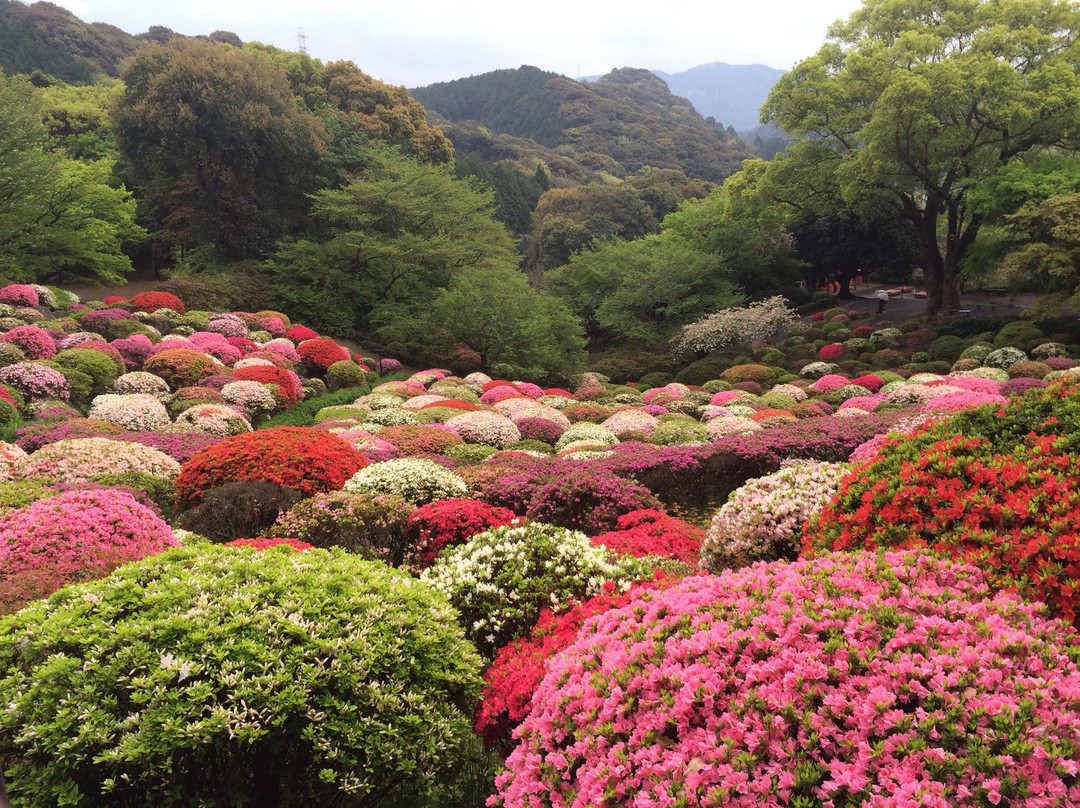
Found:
<box><xmin>296</xmin><ymin>337</ymin><xmax>350</xmax><ymax>372</ymax></box>
<box><xmin>589</xmin><ymin>509</ymin><xmax>704</xmax><ymax>565</ymax></box>
<box><xmin>174</xmin><ymin>426</ymin><xmax>366</xmax><ymax>509</ymax></box>
<box><xmin>404</xmin><ymin>498</ymin><xmax>518</xmax><ymax>569</ymax></box>
<box><xmin>818</xmin><ymin>343</ymin><xmax>844</xmax><ymax>361</ymax></box>
<box><xmin>492</xmin><ymin>551</ymin><xmax>1080</xmax><ymax>808</ymax></box>
<box><xmin>142</xmin><ymin>348</ymin><xmax>221</xmax><ymax>390</ymax></box>
<box><xmin>0</xmin><ymin>488</ymin><xmax>178</xmax><ymax>614</ymax></box>
<box><xmin>806</xmin><ymin>380</ymin><xmax>1080</xmax><ymax>623</ymax></box>
<box><xmin>475</xmin><ymin>575</ymin><xmax>673</xmax><ymax>754</ymax></box>
<box><xmin>285</xmin><ymin>325</ymin><xmax>319</xmax><ymax>342</ymax></box>
<box><xmin>230</xmin><ymin>365</ymin><xmax>302</xmax><ymax>408</ymax></box>
<box><xmin>129</xmin><ymin>290</ymin><xmax>185</xmax><ymax>315</ymax></box>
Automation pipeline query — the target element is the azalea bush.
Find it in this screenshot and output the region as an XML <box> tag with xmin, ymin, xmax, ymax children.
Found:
<box><xmin>344</xmin><ymin>457</ymin><xmax>469</xmax><ymax>505</ymax></box>
<box><xmin>129</xmin><ymin>290</ymin><xmax>185</xmax><ymax>314</ymax></box>
<box><xmin>176</xmin><ymin>480</ymin><xmax>305</xmax><ymax>542</ymax></box>
<box><xmin>142</xmin><ymin>348</ymin><xmax>221</xmax><ymax>390</ymax></box>
<box><xmin>700</xmin><ymin>460</ymin><xmax>849</xmax><ymax>572</ymax></box>
<box><xmin>589</xmin><ymin>508</ymin><xmax>704</xmax><ymax>566</ymax></box>
<box><xmin>269</xmin><ymin>489</ymin><xmax>416</xmax><ymax>564</ymax></box>
<box><xmin>88</xmin><ymin>393</ymin><xmax>170</xmax><ymax>431</ymax></box>
<box><xmin>0</xmin><ymin>361</ymin><xmax>69</xmax><ymax>401</ymax></box>
<box><xmin>0</xmin><ymin>488</ymin><xmax>178</xmax><ymax>614</ymax></box>
<box><xmin>524</xmin><ymin>466</ymin><xmax>662</xmax><ymax>534</ymax></box>
<box><xmin>16</xmin><ymin>437</ymin><xmax>181</xmax><ymax>484</ymax></box>
<box><xmin>174</xmin><ymin>426</ymin><xmax>365</xmax><ymax>508</ymax></box>
<box><xmin>420</xmin><ymin>521</ymin><xmax>652</xmax><ymax>658</ymax></box>
<box><xmin>0</xmin><ymin>544</ymin><xmax>483</xmax><ymax>808</ymax></box>
<box><xmin>674</xmin><ymin>296</ymin><xmax>797</xmax><ymax>356</ymax></box>
<box><xmin>404</xmin><ymin>498</ymin><xmax>518</xmax><ymax>569</ymax></box>
<box><xmin>493</xmin><ymin>551</ymin><xmax>1080</xmax><ymax>808</ymax></box>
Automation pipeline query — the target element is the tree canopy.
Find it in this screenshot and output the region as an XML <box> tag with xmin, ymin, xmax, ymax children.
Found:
<box><xmin>762</xmin><ymin>0</ymin><xmax>1080</xmax><ymax>316</ymax></box>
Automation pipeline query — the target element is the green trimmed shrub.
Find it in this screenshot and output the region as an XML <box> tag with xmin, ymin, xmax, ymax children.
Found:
<box><xmin>994</xmin><ymin>321</ymin><xmax>1044</xmax><ymax>350</ymax></box>
<box><xmin>927</xmin><ymin>335</ymin><xmax>966</xmax><ymax>363</ymax></box>
<box><xmin>0</xmin><ymin>544</ymin><xmax>483</xmax><ymax>807</ymax></box>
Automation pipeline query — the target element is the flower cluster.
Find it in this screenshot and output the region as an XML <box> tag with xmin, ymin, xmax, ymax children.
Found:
<box><xmin>297</xmin><ymin>337</ymin><xmax>351</xmax><ymax>372</ymax></box>
<box><xmin>493</xmin><ymin>551</ymin><xmax>1080</xmax><ymax>808</ymax></box>
<box><xmin>700</xmin><ymin>460</ymin><xmax>849</xmax><ymax>572</ymax></box>
<box><xmin>16</xmin><ymin>437</ymin><xmax>182</xmax><ymax>483</ymax></box>
<box><xmin>223</xmin><ymin>537</ymin><xmax>312</xmax><ymax>552</ymax></box>
<box><xmin>344</xmin><ymin>457</ymin><xmax>468</xmax><ymax>505</ymax></box>
<box><xmin>0</xmin><ymin>488</ymin><xmax>178</xmax><ymax>613</ymax></box>
<box><xmin>444</xmin><ymin>410</ymin><xmax>521</xmax><ymax>447</ymax></box>
<box><xmin>674</xmin><ymin>296</ymin><xmax>797</xmax><ymax>355</ymax></box>
<box><xmin>420</xmin><ymin>521</ymin><xmax>652</xmax><ymax>658</ymax></box>
<box><xmin>129</xmin><ymin>290</ymin><xmax>185</xmax><ymax>315</ymax></box>
<box><xmin>0</xmin><ymin>361</ymin><xmax>69</xmax><ymax>401</ymax></box>
<box><xmin>524</xmin><ymin>466</ymin><xmax>662</xmax><ymax>534</ymax></box>
<box><xmin>229</xmin><ymin>365</ymin><xmax>302</xmax><ymax>408</ymax></box>
<box><xmin>404</xmin><ymin>498</ymin><xmax>518</xmax><ymax>569</ymax></box>
<box><xmin>589</xmin><ymin>509</ymin><xmax>704</xmax><ymax>565</ymax></box>
<box><xmin>376</xmin><ymin>424</ymin><xmax>463</xmax><ymax>455</ymax></box>
<box><xmin>174</xmin><ymin>426</ymin><xmax>365</xmax><ymax>508</ymax></box>
<box><xmin>88</xmin><ymin>393</ymin><xmax>170</xmax><ymax>431</ymax></box>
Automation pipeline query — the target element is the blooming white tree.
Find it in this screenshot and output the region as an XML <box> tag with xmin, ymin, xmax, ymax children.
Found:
<box><xmin>673</xmin><ymin>296</ymin><xmax>797</xmax><ymax>356</ymax></box>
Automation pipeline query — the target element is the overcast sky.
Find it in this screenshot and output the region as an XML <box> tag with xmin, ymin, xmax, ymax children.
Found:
<box><xmin>47</xmin><ymin>0</ymin><xmax>866</xmax><ymax>87</ymax></box>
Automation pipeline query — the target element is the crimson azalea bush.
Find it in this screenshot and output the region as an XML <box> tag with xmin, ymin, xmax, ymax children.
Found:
<box><xmin>493</xmin><ymin>551</ymin><xmax>1080</xmax><ymax>808</ymax></box>
<box><xmin>129</xmin><ymin>290</ymin><xmax>185</xmax><ymax>315</ymax></box>
<box><xmin>805</xmin><ymin>380</ymin><xmax>1080</xmax><ymax>623</ymax></box>
<box><xmin>475</xmin><ymin>574</ymin><xmax>673</xmax><ymax>754</ymax></box>
<box><xmin>589</xmin><ymin>508</ymin><xmax>704</xmax><ymax>566</ymax></box>
<box><xmin>230</xmin><ymin>365</ymin><xmax>302</xmax><ymax>408</ymax></box>
<box><xmin>296</xmin><ymin>337</ymin><xmax>350</xmax><ymax>372</ymax></box>
<box><xmin>174</xmin><ymin>426</ymin><xmax>365</xmax><ymax>509</ymax></box>
<box><xmin>0</xmin><ymin>488</ymin><xmax>178</xmax><ymax>614</ymax></box>
<box><xmin>404</xmin><ymin>498</ymin><xmax>518</xmax><ymax>569</ymax></box>
<box><xmin>0</xmin><ymin>544</ymin><xmax>483</xmax><ymax>808</ymax></box>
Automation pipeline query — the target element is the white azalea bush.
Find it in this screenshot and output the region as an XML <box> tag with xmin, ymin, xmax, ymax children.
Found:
<box><xmin>419</xmin><ymin>521</ymin><xmax>652</xmax><ymax>658</ymax></box>
<box><xmin>344</xmin><ymin>458</ymin><xmax>469</xmax><ymax>505</ymax></box>
<box><xmin>88</xmin><ymin>393</ymin><xmax>171</xmax><ymax>431</ymax></box>
<box><xmin>700</xmin><ymin>460</ymin><xmax>850</xmax><ymax>572</ymax></box>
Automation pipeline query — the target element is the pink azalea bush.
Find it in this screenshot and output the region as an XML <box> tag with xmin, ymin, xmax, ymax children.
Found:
<box><xmin>0</xmin><ymin>488</ymin><xmax>178</xmax><ymax>614</ymax></box>
<box><xmin>0</xmin><ymin>284</ymin><xmax>39</xmax><ymax>307</ymax></box>
<box><xmin>15</xmin><ymin>437</ymin><xmax>181</xmax><ymax>483</ymax></box>
<box><xmin>2</xmin><ymin>325</ymin><xmax>56</xmax><ymax>360</ymax></box>
<box><xmin>445</xmin><ymin>410</ymin><xmax>521</xmax><ymax>447</ymax></box>
<box><xmin>0</xmin><ymin>362</ymin><xmax>69</xmax><ymax>401</ymax></box>
<box><xmin>493</xmin><ymin>551</ymin><xmax>1080</xmax><ymax>808</ymax></box>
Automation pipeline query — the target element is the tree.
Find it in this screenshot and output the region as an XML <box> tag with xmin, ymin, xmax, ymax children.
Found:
<box><xmin>111</xmin><ymin>38</ymin><xmax>328</xmax><ymax>259</ymax></box>
<box><xmin>265</xmin><ymin>144</ymin><xmax>518</xmax><ymax>341</ymax></box>
<box><xmin>0</xmin><ymin>70</ymin><xmax>142</xmax><ymax>283</ymax></box>
<box><xmin>762</xmin><ymin>0</ymin><xmax>1080</xmax><ymax>317</ymax></box>
<box><xmin>426</xmin><ymin>264</ymin><xmax>586</xmax><ymax>382</ymax></box>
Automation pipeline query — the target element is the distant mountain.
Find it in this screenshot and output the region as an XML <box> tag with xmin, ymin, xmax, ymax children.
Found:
<box><xmin>412</xmin><ymin>66</ymin><xmax>754</xmax><ymax>184</ymax></box>
<box><xmin>653</xmin><ymin>62</ymin><xmax>786</xmax><ymax>132</ymax></box>
<box><xmin>0</xmin><ymin>0</ymin><xmax>239</xmax><ymax>84</ymax></box>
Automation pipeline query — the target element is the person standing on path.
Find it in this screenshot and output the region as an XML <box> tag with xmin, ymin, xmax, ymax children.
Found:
<box><xmin>876</xmin><ymin>289</ymin><xmax>889</xmax><ymax>315</ymax></box>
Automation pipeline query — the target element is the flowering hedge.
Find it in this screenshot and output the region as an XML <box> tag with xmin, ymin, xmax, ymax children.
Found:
<box><xmin>0</xmin><ymin>361</ymin><xmax>69</xmax><ymax>401</ymax></box>
<box><xmin>174</xmin><ymin>426</ymin><xmax>365</xmax><ymax>509</ymax></box>
<box><xmin>493</xmin><ymin>551</ymin><xmax>1080</xmax><ymax>808</ymax></box>
<box><xmin>296</xmin><ymin>337</ymin><xmax>350</xmax><ymax>372</ymax></box>
<box><xmin>0</xmin><ymin>545</ymin><xmax>483</xmax><ymax>807</ymax></box>
<box><xmin>404</xmin><ymin>498</ymin><xmax>518</xmax><ymax>569</ymax></box>
<box><xmin>2</xmin><ymin>325</ymin><xmax>56</xmax><ymax>360</ymax></box>
<box><xmin>0</xmin><ymin>488</ymin><xmax>178</xmax><ymax>614</ymax></box>
<box><xmin>420</xmin><ymin>521</ymin><xmax>652</xmax><ymax>658</ymax></box>
<box><xmin>0</xmin><ymin>284</ymin><xmax>39</xmax><ymax>307</ymax></box>
<box><xmin>88</xmin><ymin>393</ymin><xmax>170</xmax><ymax>431</ymax></box>
<box><xmin>230</xmin><ymin>365</ymin><xmax>302</xmax><ymax>408</ymax></box>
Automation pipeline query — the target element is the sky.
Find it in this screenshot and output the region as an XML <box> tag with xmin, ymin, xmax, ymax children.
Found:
<box><xmin>46</xmin><ymin>0</ymin><xmax>867</xmax><ymax>87</ymax></box>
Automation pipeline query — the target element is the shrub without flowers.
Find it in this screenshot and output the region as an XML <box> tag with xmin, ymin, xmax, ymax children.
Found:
<box><xmin>420</xmin><ymin>521</ymin><xmax>652</xmax><ymax>658</ymax></box>
<box><xmin>142</xmin><ymin>349</ymin><xmax>221</xmax><ymax>390</ymax></box>
<box><xmin>176</xmin><ymin>480</ymin><xmax>305</xmax><ymax>542</ymax></box>
<box><xmin>700</xmin><ymin>460</ymin><xmax>849</xmax><ymax>572</ymax></box>
<box><xmin>492</xmin><ymin>551</ymin><xmax>1080</xmax><ymax>808</ymax></box>
<box><xmin>0</xmin><ymin>545</ymin><xmax>483</xmax><ymax>808</ymax></box>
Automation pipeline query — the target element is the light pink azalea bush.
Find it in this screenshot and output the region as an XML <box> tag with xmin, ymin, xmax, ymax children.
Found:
<box><xmin>15</xmin><ymin>437</ymin><xmax>181</xmax><ymax>483</ymax></box>
<box><xmin>699</xmin><ymin>460</ymin><xmax>849</xmax><ymax>572</ymax></box>
<box><xmin>173</xmin><ymin>403</ymin><xmax>252</xmax><ymax>437</ymax></box>
<box><xmin>493</xmin><ymin>551</ymin><xmax>1080</xmax><ymax>808</ymax></box>
<box><xmin>88</xmin><ymin>393</ymin><xmax>170</xmax><ymax>431</ymax></box>
<box><xmin>0</xmin><ymin>361</ymin><xmax>69</xmax><ymax>401</ymax></box>
<box><xmin>445</xmin><ymin>410</ymin><xmax>521</xmax><ymax>447</ymax></box>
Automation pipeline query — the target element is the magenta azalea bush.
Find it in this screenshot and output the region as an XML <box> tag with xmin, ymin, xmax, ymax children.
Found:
<box><xmin>494</xmin><ymin>551</ymin><xmax>1080</xmax><ymax>808</ymax></box>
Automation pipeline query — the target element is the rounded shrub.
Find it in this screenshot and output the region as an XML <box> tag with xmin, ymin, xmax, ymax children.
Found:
<box><xmin>524</xmin><ymin>466</ymin><xmax>661</xmax><ymax>534</ymax></box>
<box><xmin>269</xmin><ymin>489</ymin><xmax>416</xmax><ymax>564</ymax></box>
<box><xmin>344</xmin><ymin>457</ymin><xmax>468</xmax><ymax>505</ymax></box>
<box><xmin>0</xmin><ymin>488</ymin><xmax>178</xmax><ymax>614</ymax></box>
<box><xmin>404</xmin><ymin>498</ymin><xmax>518</xmax><ymax>569</ymax></box>
<box><xmin>0</xmin><ymin>544</ymin><xmax>483</xmax><ymax>807</ymax></box>
<box><xmin>16</xmin><ymin>437</ymin><xmax>180</xmax><ymax>484</ymax></box>
<box><xmin>491</xmin><ymin>551</ymin><xmax>1080</xmax><ymax>808</ymax></box>
<box><xmin>420</xmin><ymin>521</ymin><xmax>652</xmax><ymax>658</ymax></box>
<box><xmin>143</xmin><ymin>348</ymin><xmax>221</xmax><ymax>390</ymax></box>
<box><xmin>176</xmin><ymin>480</ymin><xmax>305</xmax><ymax>542</ymax></box>
<box><xmin>174</xmin><ymin>426</ymin><xmax>365</xmax><ymax>509</ymax></box>
<box><xmin>130</xmin><ymin>290</ymin><xmax>185</xmax><ymax>315</ymax></box>
<box><xmin>993</xmin><ymin>320</ymin><xmax>1043</xmax><ymax>350</ymax></box>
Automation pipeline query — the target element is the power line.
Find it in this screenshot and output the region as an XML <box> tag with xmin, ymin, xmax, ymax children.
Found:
<box><xmin>297</xmin><ymin>28</ymin><xmax>308</xmax><ymax>54</ymax></box>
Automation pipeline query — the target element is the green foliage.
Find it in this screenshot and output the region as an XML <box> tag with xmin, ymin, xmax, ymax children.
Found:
<box><xmin>762</xmin><ymin>0</ymin><xmax>1080</xmax><ymax>315</ymax></box>
<box><xmin>0</xmin><ymin>544</ymin><xmax>483</xmax><ymax>808</ymax></box>
<box><xmin>260</xmin><ymin>386</ymin><xmax>369</xmax><ymax>429</ymax></box>
<box><xmin>112</xmin><ymin>38</ymin><xmax>328</xmax><ymax>259</ymax></box>
<box><xmin>54</xmin><ymin>347</ymin><xmax>122</xmax><ymax>400</ymax></box>
<box><xmin>454</xmin><ymin>151</ymin><xmax>544</xmax><ymax>235</ymax></box>
<box><xmin>994</xmin><ymin>321</ymin><xmax>1044</xmax><ymax>350</ymax></box>
<box><xmin>91</xmin><ymin>471</ymin><xmax>176</xmax><ymax>514</ymax></box>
